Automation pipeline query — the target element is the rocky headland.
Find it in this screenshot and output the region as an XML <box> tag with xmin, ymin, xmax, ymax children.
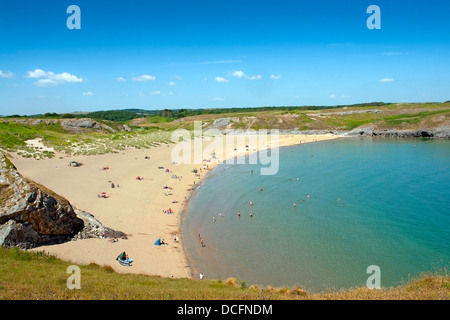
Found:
<box><xmin>0</xmin><ymin>155</ymin><xmax>126</xmax><ymax>249</ymax></box>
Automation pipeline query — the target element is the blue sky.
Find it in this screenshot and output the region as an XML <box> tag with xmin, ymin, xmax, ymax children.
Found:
<box><xmin>1</xmin><ymin>0</ymin><xmax>449</xmax><ymax>115</ymax></box>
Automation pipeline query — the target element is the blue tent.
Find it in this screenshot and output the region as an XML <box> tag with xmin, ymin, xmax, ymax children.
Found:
<box><xmin>154</xmin><ymin>238</ymin><xmax>161</xmax><ymax>246</ymax></box>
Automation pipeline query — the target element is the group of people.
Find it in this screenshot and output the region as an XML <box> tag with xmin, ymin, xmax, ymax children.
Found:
<box><xmin>198</xmin><ymin>233</ymin><xmax>206</xmax><ymax>247</ymax></box>
<box><xmin>110</xmin><ymin>181</ymin><xmax>119</xmax><ymax>188</ymax></box>
<box><xmin>98</xmin><ymin>180</ymin><xmax>122</xmax><ymax>198</ymax></box>
<box><xmin>97</xmin><ymin>192</ymin><xmax>109</xmax><ymax>198</ymax></box>
<box><xmin>163</xmin><ymin>208</ymin><xmax>174</xmax><ymax>214</ymax></box>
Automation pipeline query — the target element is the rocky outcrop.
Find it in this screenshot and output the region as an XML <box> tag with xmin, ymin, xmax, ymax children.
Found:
<box><xmin>0</xmin><ymin>155</ymin><xmax>126</xmax><ymax>249</ymax></box>
<box><xmin>14</xmin><ymin>118</ymin><xmax>128</xmax><ymax>134</ymax></box>
<box><xmin>212</xmin><ymin>118</ymin><xmax>231</xmax><ymax>128</ymax></box>
<box><xmin>347</xmin><ymin>125</ymin><xmax>450</xmax><ymax>138</ymax></box>
<box><xmin>74</xmin><ymin>210</ymin><xmax>127</xmax><ymax>240</ymax></box>
<box><xmin>306</xmin><ymin>109</ymin><xmax>383</xmax><ymax>117</ymax></box>
<box><xmin>60</xmin><ymin>118</ymin><xmax>116</xmax><ymax>133</ymax></box>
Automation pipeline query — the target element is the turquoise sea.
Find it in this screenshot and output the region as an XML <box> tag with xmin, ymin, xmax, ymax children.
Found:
<box><xmin>181</xmin><ymin>137</ymin><xmax>450</xmax><ymax>292</ymax></box>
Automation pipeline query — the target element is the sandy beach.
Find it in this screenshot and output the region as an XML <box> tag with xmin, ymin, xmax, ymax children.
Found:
<box><xmin>9</xmin><ymin>133</ymin><xmax>340</xmax><ymax>279</ymax></box>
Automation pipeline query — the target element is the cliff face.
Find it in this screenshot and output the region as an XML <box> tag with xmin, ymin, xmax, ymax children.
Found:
<box><xmin>0</xmin><ymin>156</ymin><xmax>125</xmax><ymax>249</ymax></box>
<box><xmin>14</xmin><ymin>118</ymin><xmax>132</xmax><ymax>134</ymax></box>
<box><xmin>347</xmin><ymin>125</ymin><xmax>450</xmax><ymax>138</ymax></box>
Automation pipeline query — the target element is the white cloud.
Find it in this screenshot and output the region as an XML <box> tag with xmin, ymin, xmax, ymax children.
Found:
<box><xmin>82</xmin><ymin>91</ymin><xmax>94</xmax><ymax>96</ymax></box>
<box><xmin>231</xmin><ymin>70</ymin><xmax>246</xmax><ymax>78</ymax></box>
<box><xmin>116</xmin><ymin>77</ymin><xmax>127</xmax><ymax>82</ymax></box>
<box><xmin>53</xmin><ymin>72</ymin><xmax>83</xmax><ymax>83</ymax></box>
<box><xmin>150</xmin><ymin>90</ymin><xmax>162</xmax><ymax>96</ymax></box>
<box><xmin>26</xmin><ymin>69</ymin><xmax>84</xmax><ymax>86</ymax></box>
<box><xmin>215</xmin><ymin>77</ymin><xmax>229</xmax><ymax>83</ymax></box>
<box><xmin>210</xmin><ymin>96</ymin><xmax>225</xmax><ymax>101</ymax></box>
<box><xmin>247</xmin><ymin>74</ymin><xmax>262</xmax><ymax>80</ymax></box>
<box><xmin>168</xmin><ymin>81</ymin><xmax>176</xmax><ymax>86</ymax></box>
<box><xmin>173</xmin><ymin>75</ymin><xmax>183</xmax><ymax>80</ymax></box>
<box><xmin>270</xmin><ymin>74</ymin><xmax>281</xmax><ymax>79</ymax></box>
<box><xmin>329</xmin><ymin>94</ymin><xmax>351</xmax><ymax>99</ymax></box>
<box><xmin>132</xmin><ymin>74</ymin><xmax>156</xmax><ymax>81</ymax></box>
<box><xmin>230</xmin><ymin>70</ymin><xmax>262</xmax><ymax>80</ymax></box>
<box><xmin>34</xmin><ymin>79</ymin><xmax>58</xmax><ymax>87</ymax></box>
<box><xmin>26</xmin><ymin>69</ymin><xmax>51</xmax><ymax>78</ymax></box>
<box><xmin>378</xmin><ymin>78</ymin><xmax>394</xmax><ymax>83</ymax></box>
<box><xmin>0</xmin><ymin>70</ymin><xmax>15</xmax><ymax>78</ymax></box>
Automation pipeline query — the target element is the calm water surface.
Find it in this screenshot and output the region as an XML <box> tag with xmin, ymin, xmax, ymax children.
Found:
<box><xmin>182</xmin><ymin>137</ymin><xmax>450</xmax><ymax>292</ymax></box>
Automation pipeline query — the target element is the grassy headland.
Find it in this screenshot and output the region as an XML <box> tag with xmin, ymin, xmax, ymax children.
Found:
<box><xmin>1</xmin><ymin>102</ymin><xmax>448</xmax><ymax>159</ymax></box>
<box><xmin>0</xmin><ymin>247</ymin><xmax>448</xmax><ymax>300</ymax></box>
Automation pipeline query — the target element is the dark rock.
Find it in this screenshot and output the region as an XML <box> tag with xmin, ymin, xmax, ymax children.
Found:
<box><xmin>0</xmin><ymin>155</ymin><xmax>126</xmax><ymax>248</ymax></box>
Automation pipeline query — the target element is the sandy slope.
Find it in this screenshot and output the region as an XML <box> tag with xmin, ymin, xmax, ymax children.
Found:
<box><xmin>9</xmin><ymin>133</ymin><xmax>340</xmax><ymax>279</ymax></box>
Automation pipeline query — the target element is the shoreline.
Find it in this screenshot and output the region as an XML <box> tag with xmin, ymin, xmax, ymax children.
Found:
<box><xmin>178</xmin><ymin>136</ymin><xmax>450</xmax><ymax>291</ymax></box>
<box><xmin>8</xmin><ymin>133</ymin><xmax>342</xmax><ymax>280</ymax></box>
<box><xmin>180</xmin><ymin>134</ymin><xmax>346</xmax><ymax>280</ymax></box>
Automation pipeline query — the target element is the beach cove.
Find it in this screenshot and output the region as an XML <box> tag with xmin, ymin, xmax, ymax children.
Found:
<box><xmin>9</xmin><ymin>133</ymin><xmax>340</xmax><ymax>280</ymax></box>
<box><xmin>182</xmin><ymin>137</ymin><xmax>450</xmax><ymax>291</ymax></box>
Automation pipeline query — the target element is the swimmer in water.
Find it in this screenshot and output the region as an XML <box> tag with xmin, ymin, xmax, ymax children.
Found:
<box><xmin>250</xmin><ymin>200</ymin><xmax>253</xmax><ymax>206</ymax></box>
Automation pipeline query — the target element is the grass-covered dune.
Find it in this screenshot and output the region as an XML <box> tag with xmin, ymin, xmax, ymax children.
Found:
<box><xmin>0</xmin><ymin>247</ymin><xmax>448</xmax><ymax>300</ymax></box>
<box><xmin>0</xmin><ymin>102</ymin><xmax>448</xmax><ymax>159</ymax></box>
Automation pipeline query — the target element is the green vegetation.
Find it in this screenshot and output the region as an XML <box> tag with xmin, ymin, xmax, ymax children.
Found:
<box><xmin>87</xmin><ymin>110</ymin><xmax>142</xmax><ymax>123</ymax></box>
<box><xmin>0</xmin><ymin>122</ymin><xmax>40</xmax><ymax>149</ymax></box>
<box><xmin>383</xmin><ymin>109</ymin><xmax>449</xmax><ymax>125</ymax></box>
<box><xmin>0</xmin><ymin>102</ymin><xmax>448</xmax><ymax>159</ymax></box>
<box><xmin>0</xmin><ymin>247</ymin><xmax>447</xmax><ymax>300</ymax></box>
